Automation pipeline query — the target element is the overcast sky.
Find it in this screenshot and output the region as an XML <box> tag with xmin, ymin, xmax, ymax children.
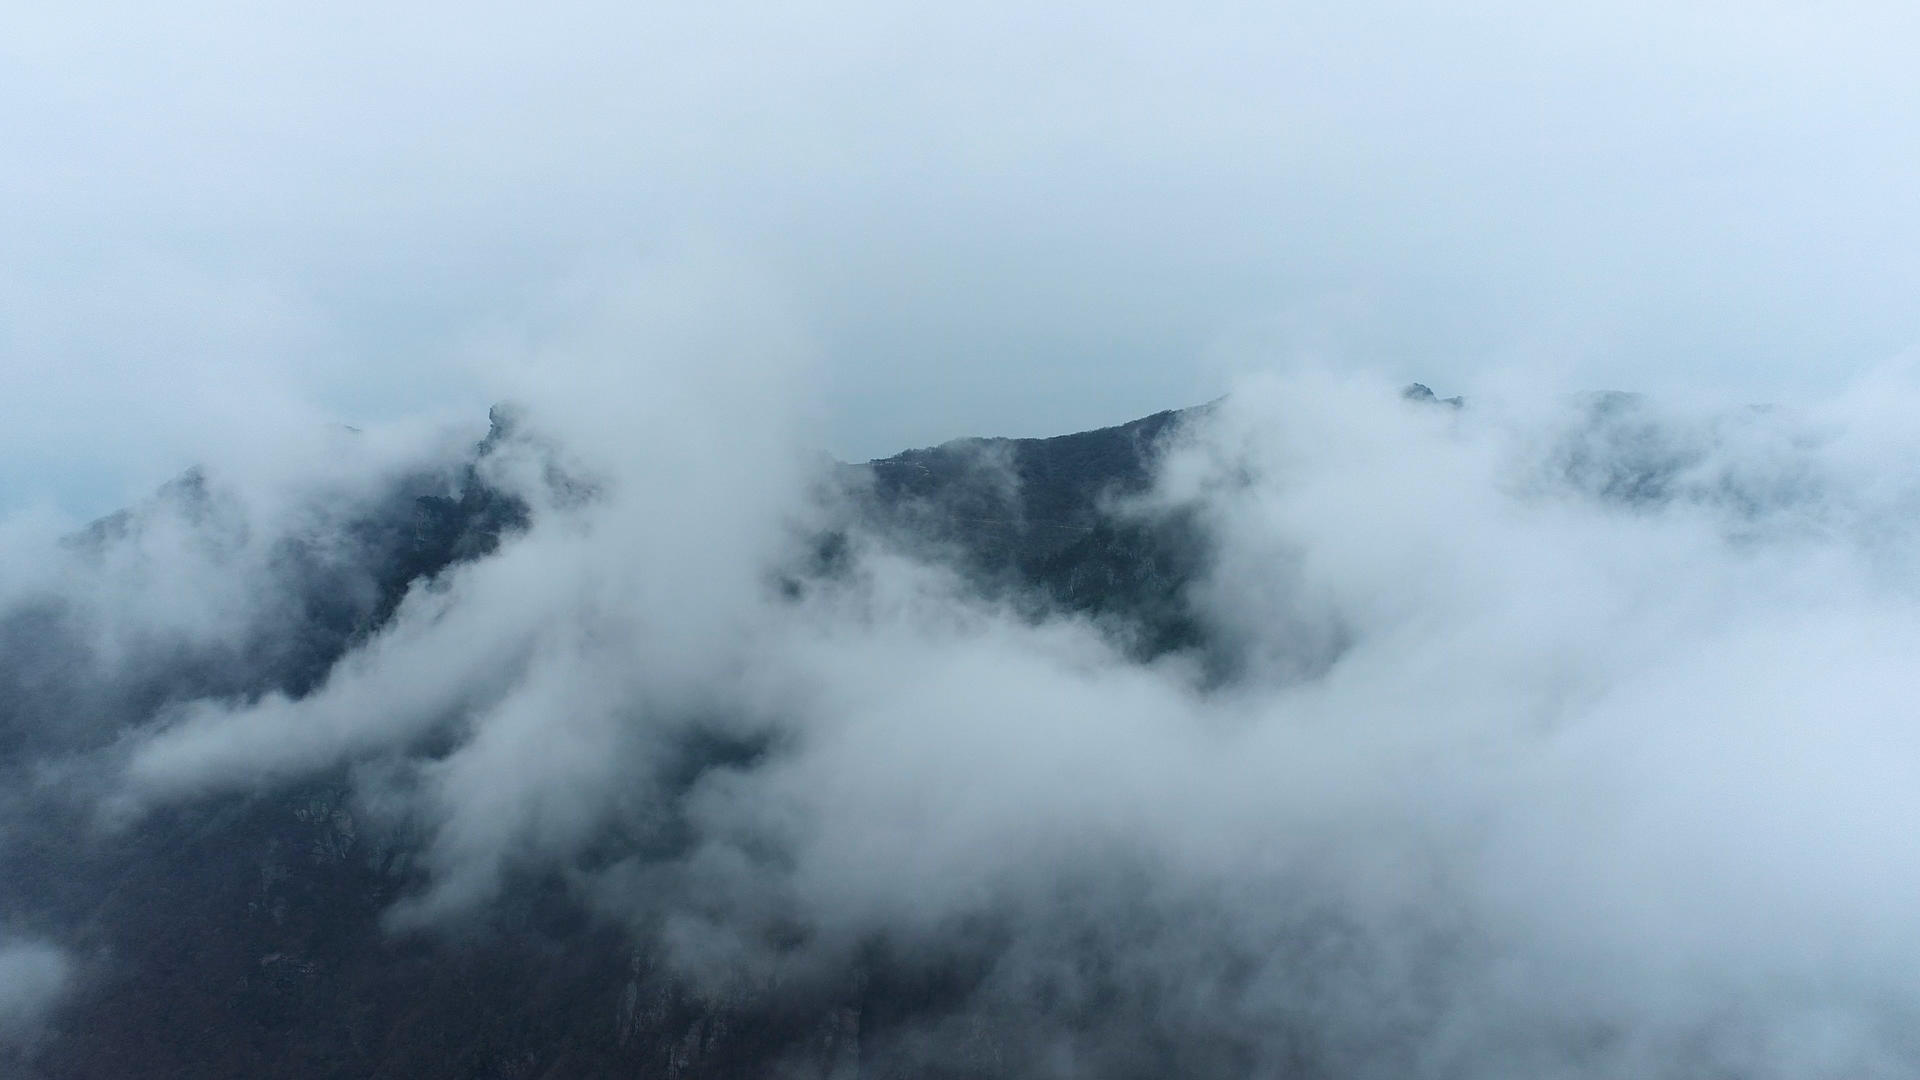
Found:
<box><xmin>5</xmin><ymin>0</ymin><xmax>1919</xmax><ymax>516</ymax></box>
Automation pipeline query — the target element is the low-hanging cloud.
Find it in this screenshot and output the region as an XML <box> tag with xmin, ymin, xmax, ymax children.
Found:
<box><xmin>20</xmin><ymin>311</ymin><xmax>1911</xmax><ymax>1075</ymax></box>
<box><xmin>8</xmin><ymin>1</ymin><xmax>1920</xmax><ymax>1069</ymax></box>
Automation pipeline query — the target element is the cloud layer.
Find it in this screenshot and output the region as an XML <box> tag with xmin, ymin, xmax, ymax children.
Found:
<box><xmin>5</xmin><ymin>336</ymin><xmax>1909</xmax><ymax>1074</ymax></box>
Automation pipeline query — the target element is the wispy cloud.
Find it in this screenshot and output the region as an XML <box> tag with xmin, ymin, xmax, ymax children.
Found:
<box><xmin>14</xmin><ymin>321</ymin><xmax>1911</xmax><ymax>1073</ymax></box>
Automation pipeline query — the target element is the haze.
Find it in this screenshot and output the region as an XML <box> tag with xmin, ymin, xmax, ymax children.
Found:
<box><xmin>6</xmin><ymin>6</ymin><xmax>1920</xmax><ymax>1075</ymax></box>
<box><xmin>6</xmin><ymin>0</ymin><xmax>1920</xmax><ymax>515</ymax></box>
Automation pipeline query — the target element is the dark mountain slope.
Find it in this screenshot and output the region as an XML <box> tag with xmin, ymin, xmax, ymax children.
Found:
<box><xmin>847</xmin><ymin>405</ymin><xmax>1210</xmax><ymax>656</ymax></box>
<box><xmin>1</xmin><ymin>404</ymin><xmax>1223</xmax><ymax>1080</ymax></box>
<box><xmin>16</xmin><ymin>385</ymin><xmax>1742</xmax><ymax>1079</ymax></box>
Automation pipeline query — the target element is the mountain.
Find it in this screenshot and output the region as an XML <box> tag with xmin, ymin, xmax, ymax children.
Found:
<box><xmin>0</xmin><ymin>403</ymin><xmax>1224</xmax><ymax>1080</ymax></box>
<box><xmin>7</xmin><ymin>384</ymin><xmax>1821</xmax><ymax>1080</ymax></box>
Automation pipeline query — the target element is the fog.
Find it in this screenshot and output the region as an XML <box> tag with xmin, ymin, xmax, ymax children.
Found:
<box><xmin>2</xmin><ymin>293</ymin><xmax>1912</xmax><ymax>1070</ymax></box>
<box><xmin>7</xmin><ymin>0</ymin><xmax>1920</xmax><ymax>515</ymax></box>
<box><xmin>7</xmin><ymin>2</ymin><xmax>1920</xmax><ymax>1072</ymax></box>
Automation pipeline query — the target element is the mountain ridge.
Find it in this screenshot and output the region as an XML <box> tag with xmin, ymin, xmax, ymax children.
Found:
<box><xmin>1</xmin><ymin>399</ymin><xmax>1233</xmax><ymax>1080</ymax></box>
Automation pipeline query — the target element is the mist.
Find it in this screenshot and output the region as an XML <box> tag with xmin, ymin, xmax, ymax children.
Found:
<box><xmin>8</xmin><ymin>0</ymin><xmax>1920</xmax><ymax>516</ymax></box>
<box><xmin>8</xmin><ymin>1</ymin><xmax>1920</xmax><ymax>1073</ymax></box>
<box><xmin>5</xmin><ymin>306</ymin><xmax>1918</xmax><ymax>1072</ymax></box>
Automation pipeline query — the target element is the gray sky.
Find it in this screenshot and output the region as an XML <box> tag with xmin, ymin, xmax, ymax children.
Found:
<box><xmin>5</xmin><ymin>0</ymin><xmax>1919</xmax><ymax>516</ymax></box>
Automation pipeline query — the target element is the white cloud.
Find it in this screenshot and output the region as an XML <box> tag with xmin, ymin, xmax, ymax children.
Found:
<box><xmin>69</xmin><ymin>341</ymin><xmax>1920</xmax><ymax>1072</ymax></box>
